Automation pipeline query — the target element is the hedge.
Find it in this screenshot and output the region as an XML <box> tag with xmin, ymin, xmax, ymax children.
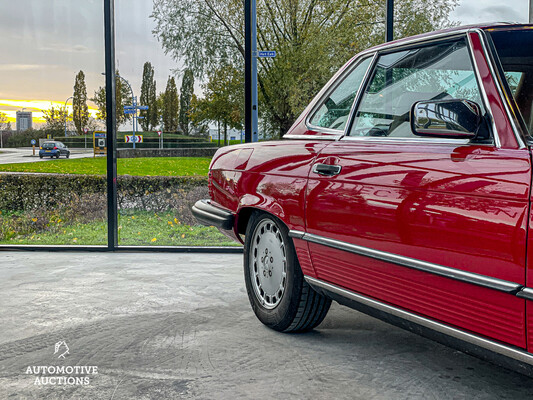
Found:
<box><xmin>0</xmin><ymin>172</ymin><xmax>208</xmax><ymax>218</ymax></box>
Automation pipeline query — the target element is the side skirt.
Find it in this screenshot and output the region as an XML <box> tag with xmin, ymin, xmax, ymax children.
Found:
<box><xmin>305</xmin><ymin>276</ymin><xmax>533</xmax><ymax>377</ymax></box>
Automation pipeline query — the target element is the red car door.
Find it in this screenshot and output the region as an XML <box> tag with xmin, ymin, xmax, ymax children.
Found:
<box><xmin>304</xmin><ymin>34</ymin><xmax>530</xmax><ymax>348</ymax></box>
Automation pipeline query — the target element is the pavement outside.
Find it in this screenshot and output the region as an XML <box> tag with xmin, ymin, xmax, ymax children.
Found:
<box><xmin>0</xmin><ymin>251</ymin><xmax>532</xmax><ymax>399</ymax></box>
<box><xmin>0</xmin><ymin>148</ymin><xmax>94</xmax><ymax>164</ymax></box>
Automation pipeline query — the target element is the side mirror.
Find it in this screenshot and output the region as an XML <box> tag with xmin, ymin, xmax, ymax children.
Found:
<box><xmin>410</xmin><ymin>99</ymin><xmax>482</xmax><ymax>139</ymax></box>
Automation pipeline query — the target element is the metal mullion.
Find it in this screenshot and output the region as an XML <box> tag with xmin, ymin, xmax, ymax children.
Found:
<box><xmin>104</xmin><ymin>0</ymin><xmax>118</xmax><ymax>250</ymax></box>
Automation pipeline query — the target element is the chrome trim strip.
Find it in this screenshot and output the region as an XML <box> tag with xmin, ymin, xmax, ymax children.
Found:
<box><xmin>305</xmin><ymin>276</ymin><xmax>533</xmax><ymax>366</ymax></box>
<box><xmin>283</xmin><ymin>135</ymin><xmax>340</xmax><ymax>141</ymax></box>
<box><xmin>516</xmin><ymin>288</ymin><xmax>533</xmax><ymax>301</ymax></box>
<box><xmin>292</xmin><ymin>231</ymin><xmax>522</xmax><ymax>293</ymax></box>
<box><xmin>305</xmin><ymin>54</ymin><xmax>377</xmax><ymax>136</ymax></box>
<box><xmin>340</xmin><ymin>136</ymin><xmax>470</xmax><ymax>145</ymax></box>
<box><xmin>466</xmin><ymin>29</ymin><xmax>501</xmax><ymax>148</ymax></box>
<box><xmin>288</xmin><ymin>230</ymin><xmax>306</xmax><ymax>239</ymax></box>
<box><xmin>471</xmin><ymin>28</ymin><xmax>526</xmax><ymax>149</ymax></box>
<box><xmin>342</xmin><ymin>52</ymin><xmax>379</xmax><ymax>138</ymax></box>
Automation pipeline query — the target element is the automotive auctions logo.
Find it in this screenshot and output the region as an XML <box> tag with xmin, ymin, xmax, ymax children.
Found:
<box><xmin>25</xmin><ymin>341</ymin><xmax>98</xmax><ymax>386</ymax></box>
<box><xmin>54</xmin><ymin>341</ymin><xmax>69</xmax><ymax>359</ymax></box>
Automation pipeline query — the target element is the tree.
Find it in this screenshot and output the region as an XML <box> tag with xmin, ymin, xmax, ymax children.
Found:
<box><xmin>162</xmin><ymin>76</ymin><xmax>179</xmax><ymax>132</ymax></box>
<box><xmin>72</xmin><ymin>70</ymin><xmax>89</xmax><ymax>135</ymax></box>
<box><xmin>42</xmin><ymin>104</ymin><xmax>68</xmax><ymax>135</ymax></box>
<box><xmin>0</xmin><ymin>112</ymin><xmax>8</xmax><ymax>130</ymax></box>
<box><xmin>0</xmin><ymin>112</ymin><xmax>8</xmax><ymax>148</ymax></box>
<box><xmin>179</xmin><ymin>69</ymin><xmax>194</xmax><ymax>135</ymax></box>
<box><xmin>190</xmin><ymin>64</ymin><xmax>243</xmax><ymax>145</ymax></box>
<box><xmin>140</xmin><ymin>62</ymin><xmax>158</xmax><ymax>131</ymax></box>
<box><xmin>91</xmin><ymin>70</ymin><xmax>132</xmax><ymax>127</ymax></box>
<box><xmin>152</xmin><ymin>0</ymin><xmax>457</xmax><ymax>138</ymax></box>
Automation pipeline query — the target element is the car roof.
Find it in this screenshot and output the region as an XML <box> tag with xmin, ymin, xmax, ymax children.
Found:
<box><xmin>365</xmin><ymin>22</ymin><xmax>530</xmax><ymax>53</ymax></box>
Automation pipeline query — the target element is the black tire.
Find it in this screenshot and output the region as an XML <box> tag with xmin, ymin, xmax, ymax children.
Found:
<box><xmin>66</xmin><ymin>152</ymin><xmax>70</xmax><ymax>159</ymax></box>
<box><xmin>244</xmin><ymin>211</ymin><xmax>331</xmax><ymax>332</ymax></box>
<box><xmin>39</xmin><ymin>155</ymin><xmax>43</xmax><ymax>159</ymax></box>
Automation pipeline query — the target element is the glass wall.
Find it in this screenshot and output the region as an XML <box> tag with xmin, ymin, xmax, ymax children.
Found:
<box><xmin>0</xmin><ymin>0</ymin><xmax>107</xmax><ymax>246</ymax></box>
<box><xmin>113</xmin><ymin>0</ymin><xmax>237</xmax><ymax>247</ymax></box>
<box><xmin>0</xmin><ymin>1</ymin><xmax>239</xmax><ymax>248</ymax></box>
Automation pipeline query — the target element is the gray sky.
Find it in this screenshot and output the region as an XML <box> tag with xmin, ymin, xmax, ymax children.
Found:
<box><xmin>0</xmin><ymin>0</ymin><xmax>530</xmax><ymax>125</ymax></box>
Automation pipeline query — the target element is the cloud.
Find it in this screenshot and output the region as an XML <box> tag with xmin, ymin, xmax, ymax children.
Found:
<box><xmin>0</xmin><ymin>64</ymin><xmax>57</xmax><ymax>71</ymax></box>
<box><xmin>452</xmin><ymin>1</ymin><xmax>527</xmax><ymax>24</ymax></box>
<box><xmin>38</xmin><ymin>43</ymin><xmax>93</xmax><ymax>53</ymax></box>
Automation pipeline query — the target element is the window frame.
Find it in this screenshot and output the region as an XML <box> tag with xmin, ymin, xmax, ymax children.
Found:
<box><xmin>342</xmin><ymin>33</ymin><xmax>499</xmax><ymax>146</ymax></box>
<box><xmin>483</xmin><ymin>28</ymin><xmax>533</xmax><ymax>145</ymax></box>
<box><xmin>305</xmin><ymin>55</ymin><xmax>375</xmax><ymax>136</ymax></box>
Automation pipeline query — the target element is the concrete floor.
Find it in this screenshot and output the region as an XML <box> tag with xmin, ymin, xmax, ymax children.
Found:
<box><xmin>0</xmin><ymin>252</ymin><xmax>532</xmax><ymax>399</ymax></box>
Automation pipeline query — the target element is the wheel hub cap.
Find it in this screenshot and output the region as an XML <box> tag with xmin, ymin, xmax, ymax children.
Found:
<box><xmin>250</xmin><ymin>219</ymin><xmax>287</xmax><ymax>309</ymax></box>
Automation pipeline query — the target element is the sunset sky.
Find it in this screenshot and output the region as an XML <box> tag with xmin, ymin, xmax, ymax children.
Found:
<box><xmin>0</xmin><ymin>0</ymin><xmax>529</xmax><ymax>127</ymax></box>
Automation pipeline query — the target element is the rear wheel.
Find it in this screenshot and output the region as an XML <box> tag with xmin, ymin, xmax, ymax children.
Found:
<box><xmin>244</xmin><ymin>211</ymin><xmax>331</xmax><ymax>332</ymax></box>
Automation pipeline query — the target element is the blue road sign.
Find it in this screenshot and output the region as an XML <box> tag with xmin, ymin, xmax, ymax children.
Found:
<box><xmin>124</xmin><ymin>109</ymin><xmax>136</xmax><ymax>114</ymax></box>
<box><xmin>137</xmin><ymin>105</ymin><xmax>149</xmax><ymax>110</ymax></box>
<box><xmin>258</xmin><ymin>51</ymin><xmax>276</xmax><ymax>58</ymax></box>
<box><xmin>137</xmin><ymin>116</ymin><xmax>145</xmax><ymax>119</ymax></box>
<box><xmin>31</xmin><ymin>139</ymin><xmax>36</xmax><ymax>145</ymax></box>
<box><xmin>124</xmin><ymin>106</ymin><xmax>135</xmax><ymax>110</ymax></box>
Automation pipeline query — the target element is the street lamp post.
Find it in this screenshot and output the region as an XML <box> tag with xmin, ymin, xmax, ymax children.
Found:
<box><xmin>64</xmin><ymin>96</ymin><xmax>73</xmax><ymax>137</ymax></box>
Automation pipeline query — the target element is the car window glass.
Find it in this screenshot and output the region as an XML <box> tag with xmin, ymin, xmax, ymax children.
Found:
<box><xmin>489</xmin><ymin>30</ymin><xmax>533</xmax><ymax>137</ymax></box>
<box><xmin>349</xmin><ymin>40</ymin><xmax>485</xmax><ymax>138</ymax></box>
<box><xmin>309</xmin><ymin>57</ymin><xmax>372</xmax><ymax>131</ymax></box>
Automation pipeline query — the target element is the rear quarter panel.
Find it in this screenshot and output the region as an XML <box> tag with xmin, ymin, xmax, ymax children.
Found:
<box><xmin>209</xmin><ymin>141</ymin><xmax>329</xmax><ymax>275</ymax></box>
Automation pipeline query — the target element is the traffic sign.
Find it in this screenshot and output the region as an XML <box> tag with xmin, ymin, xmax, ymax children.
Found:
<box><xmin>125</xmin><ymin>135</ymin><xmax>143</xmax><ymax>143</ymax></box>
<box><xmin>258</xmin><ymin>51</ymin><xmax>276</xmax><ymax>58</ymax></box>
<box><xmin>124</xmin><ymin>106</ymin><xmax>135</xmax><ymax>110</ymax></box>
<box><xmin>137</xmin><ymin>105</ymin><xmax>149</xmax><ymax>110</ymax></box>
<box><xmin>157</xmin><ymin>131</ymin><xmax>161</xmax><ymax>137</ymax></box>
<box><xmin>124</xmin><ymin>109</ymin><xmax>136</xmax><ymax>114</ymax></box>
<box><xmin>31</xmin><ymin>139</ymin><xmax>36</xmax><ymax>145</ymax></box>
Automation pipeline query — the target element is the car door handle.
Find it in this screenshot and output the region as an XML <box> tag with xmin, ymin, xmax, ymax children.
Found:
<box><xmin>312</xmin><ymin>163</ymin><xmax>342</xmax><ymax>176</ymax></box>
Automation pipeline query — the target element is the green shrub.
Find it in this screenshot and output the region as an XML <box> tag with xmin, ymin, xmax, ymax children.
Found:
<box><xmin>0</xmin><ymin>173</ymin><xmax>210</xmax><ymax>241</ymax></box>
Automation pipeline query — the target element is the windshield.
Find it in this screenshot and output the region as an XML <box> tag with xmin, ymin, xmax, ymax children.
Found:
<box><xmin>489</xmin><ymin>29</ymin><xmax>533</xmax><ymax>138</ymax></box>
<box><xmin>42</xmin><ymin>143</ymin><xmax>56</xmax><ymax>149</ymax></box>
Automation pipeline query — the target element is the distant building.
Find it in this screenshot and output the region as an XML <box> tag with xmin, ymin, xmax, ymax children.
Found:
<box><xmin>16</xmin><ymin>111</ymin><xmax>32</xmax><ymax>131</ymax></box>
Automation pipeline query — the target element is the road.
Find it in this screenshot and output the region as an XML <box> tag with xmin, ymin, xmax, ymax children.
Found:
<box><xmin>0</xmin><ymin>251</ymin><xmax>532</xmax><ymax>399</ymax></box>
<box><xmin>0</xmin><ymin>147</ymin><xmax>95</xmax><ymax>164</ymax></box>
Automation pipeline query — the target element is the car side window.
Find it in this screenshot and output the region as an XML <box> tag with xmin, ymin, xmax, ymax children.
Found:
<box><xmin>349</xmin><ymin>40</ymin><xmax>486</xmax><ymax>139</ymax></box>
<box><xmin>309</xmin><ymin>57</ymin><xmax>372</xmax><ymax>131</ymax></box>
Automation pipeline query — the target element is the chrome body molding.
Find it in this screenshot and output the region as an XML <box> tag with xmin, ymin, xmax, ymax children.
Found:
<box><xmin>288</xmin><ymin>230</ymin><xmax>305</xmax><ymax>240</ymax></box>
<box><xmin>289</xmin><ymin>230</ymin><xmax>523</xmax><ymax>294</ymax></box>
<box><xmin>305</xmin><ymin>276</ymin><xmax>533</xmax><ymax>366</ymax></box>
<box><xmin>282</xmin><ymin>134</ymin><xmax>340</xmax><ymax>141</ymax></box>
<box><xmin>340</xmin><ymin>136</ymin><xmax>471</xmax><ymax>145</ymax></box>
<box><xmin>516</xmin><ymin>288</ymin><xmax>533</xmax><ymax>301</ymax></box>
<box><xmin>305</xmin><ymin>53</ymin><xmax>378</xmax><ymax>137</ymax></box>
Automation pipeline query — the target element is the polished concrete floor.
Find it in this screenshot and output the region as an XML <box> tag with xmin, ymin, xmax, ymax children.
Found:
<box><xmin>0</xmin><ymin>251</ymin><xmax>532</xmax><ymax>399</ymax></box>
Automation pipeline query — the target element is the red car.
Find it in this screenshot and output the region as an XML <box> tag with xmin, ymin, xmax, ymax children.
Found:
<box><xmin>193</xmin><ymin>23</ymin><xmax>533</xmax><ymax>375</ymax></box>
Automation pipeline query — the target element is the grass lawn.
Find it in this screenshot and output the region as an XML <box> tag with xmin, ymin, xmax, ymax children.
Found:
<box><xmin>0</xmin><ymin>211</ymin><xmax>239</xmax><ymax>246</ymax></box>
<box><xmin>0</xmin><ymin>157</ymin><xmax>211</xmax><ymax>176</ymax></box>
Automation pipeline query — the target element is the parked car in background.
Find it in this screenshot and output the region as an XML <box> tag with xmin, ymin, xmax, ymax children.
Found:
<box><xmin>193</xmin><ymin>23</ymin><xmax>533</xmax><ymax>376</ymax></box>
<box><xmin>39</xmin><ymin>141</ymin><xmax>70</xmax><ymax>159</ymax></box>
